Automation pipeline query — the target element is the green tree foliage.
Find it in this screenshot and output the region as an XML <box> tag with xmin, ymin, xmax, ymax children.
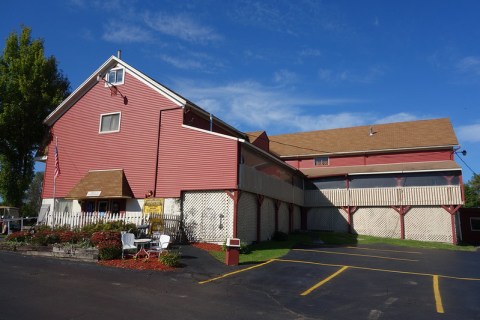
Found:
<box><xmin>0</xmin><ymin>26</ymin><xmax>69</xmax><ymax>208</ymax></box>
<box><xmin>464</xmin><ymin>174</ymin><xmax>480</xmax><ymax>208</ymax></box>
<box><xmin>22</xmin><ymin>171</ymin><xmax>44</xmax><ymax>216</ymax></box>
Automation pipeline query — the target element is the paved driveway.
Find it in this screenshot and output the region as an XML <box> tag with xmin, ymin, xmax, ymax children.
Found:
<box><xmin>199</xmin><ymin>244</ymin><xmax>480</xmax><ymax>319</ymax></box>
<box><xmin>1</xmin><ymin>244</ymin><xmax>479</xmax><ymax>320</ymax></box>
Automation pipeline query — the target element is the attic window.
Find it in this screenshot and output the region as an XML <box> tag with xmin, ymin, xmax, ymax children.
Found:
<box><xmin>106</xmin><ymin>67</ymin><xmax>124</xmax><ymax>85</ymax></box>
<box><xmin>314</xmin><ymin>156</ymin><xmax>329</xmax><ymax>166</ymax></box>
<box><xmin>99</xmin><ymin>112</ymin><xmax>121</xmax><ymax>133</ymax></box>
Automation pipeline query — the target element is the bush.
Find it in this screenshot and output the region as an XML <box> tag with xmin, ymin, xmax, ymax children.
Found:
<box><xmin>271</xmin><ymin>231</ymin><xmax>288</xmax><ymax>241</ymax></box>
<box><xmin>91</xmin><ymin>231</ymin><xmax>121</xmax><ymax>246</ymax></box>
<box><xmin>6</xmin><ymin>231</ymin><xmax>30</xmax><ymax>243</ymax></box>
<box><xmin>97</xmin><ymin>240</ymin><xmax>122</xmax><ymax>260</ymax></box>
<box><xmin>30</xmin><ymin>230</ymin><xmax>60</xmax><ymax>246</ymax></box>
<box><xmin>159</xmin><ymin>250</ymin><xmax>180</xmax><ymax>267</ymax></box>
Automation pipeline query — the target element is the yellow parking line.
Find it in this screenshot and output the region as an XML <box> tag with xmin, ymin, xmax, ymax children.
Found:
<box><xmin>274</xmin><ymin>258</ymin><xmax>480</xmax><ymax>281</ymax></box>
<box><xmin>293</xmin><ymin>248</ymin><xmax>419</xmax><ymax>262</ymax></box>
<box><xmin>198</xmin><ymin>260</ymin><xmax>274</xmax><ymax>284</ymax></box>
<box><xmin>433</xmin><ymin>275</ymin><xmax>444</xmax><ymax>313</ymax></box>
<box><xmin>301</xmin><ymin>266</ymin><xmax>349</xmax><ymax>296</ymax></box>
<box><xmin>345</xmin><ymin>246</ymin><xmax>422</xmax><ymax>255</ymax></box>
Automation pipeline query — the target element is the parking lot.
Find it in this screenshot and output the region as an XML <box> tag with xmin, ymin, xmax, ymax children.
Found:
<box><xmin>1</xmin><ymin>243</ymin><xmax>479</xmax><ymax>319</ymax></box>
<box><xmin>199</xmin><ymin>244</ymin><xmax>480</xmax><ymax>319</ymax></box>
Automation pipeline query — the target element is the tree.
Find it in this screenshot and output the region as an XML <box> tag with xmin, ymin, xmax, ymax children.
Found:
<box><xmin>0</xmin><ymin>26</ymin><xmax>69</xmax><ymax>208</ymax></box>
<box><xmin>22</xmin><ymin>171</ymin><xmax>44</xmax><ymax>217</ymax></box>
<box><xmin>464</xmin><ymin>174</ymin><xmax>480</xmax><ymax>208</ymax></box>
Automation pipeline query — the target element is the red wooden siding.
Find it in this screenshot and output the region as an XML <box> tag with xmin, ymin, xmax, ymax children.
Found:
<box><xmin>286</xmin><ymin>150</ymin><xmax>453</xmax><ymax>169</ymax></box>
<box><xmin>156</xmin><ymin>108</ymin><xmax>238</xmax><ymax>197</ymax></box>
<box><xmin>43</xmin><ymin>71</ymin><xmax>180</xmax><ymax>199</ymax></box>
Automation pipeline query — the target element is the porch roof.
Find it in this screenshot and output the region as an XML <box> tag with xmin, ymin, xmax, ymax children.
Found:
<box><xmin>302</xmin><ymin>160</ymin><xmax>462</xmax><ymax>178</ymax></box>
<box><xmin>65</xmin><ymin>169</ymin><xmax>133</xmax><ymax>199</ymax></box>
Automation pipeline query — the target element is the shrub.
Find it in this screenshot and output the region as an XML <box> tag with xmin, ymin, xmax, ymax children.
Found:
<box><xmin>6</xmin><ymin>231</ymin><xmax>30</xmax><ymax>243</ymax></box>
<box><xmin>91</xmin><ymin>231</ymin><xmax>121</xmax><ymax>246</ymax></box>
<box><xmin>159</xmin><ymin>250</ymin><xmax>180</xmax><ymax>267</ymax></box>
<box><xmin>30</xmin><ymin>230</ymin><xmax>59</xmax><ymax>246</ymax></box>
<box><xmin>97</xmin><ymin>240</ymin><xmax>122</xmax><ymax>260</ymax></box>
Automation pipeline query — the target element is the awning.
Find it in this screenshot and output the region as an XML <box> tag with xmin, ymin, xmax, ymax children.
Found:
<box><xmin>65</xmin><ymin>169</ymin><xmax>134</xmax><ymax>199</ymax></box>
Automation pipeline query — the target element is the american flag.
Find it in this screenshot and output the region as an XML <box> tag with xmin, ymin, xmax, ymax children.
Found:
<box><xmin>54</xmin><ymin>144</ymin><xmax>60</xmax><ymax>178</ymax></box>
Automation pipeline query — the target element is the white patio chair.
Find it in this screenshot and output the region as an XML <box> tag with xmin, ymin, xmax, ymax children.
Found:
<box><xmin>147</xmin><ymin>234</ymin><xmax>170</xmax><ymax>257</ymax></box>
<box><xmin>121</xmin><ymin>232</ymin><xmax>137</xmax><ymax>259</ymax></box>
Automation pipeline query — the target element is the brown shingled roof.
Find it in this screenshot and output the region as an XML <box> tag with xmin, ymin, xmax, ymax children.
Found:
<box><xmin>269</xmin><ymin>118</ymin><xmax>459</xmax><ymax>157</ymax></box>
<box><xmin>65</xmin><ymin>169</ymin><xmax>133</xmax><ymax>199</ymax></box>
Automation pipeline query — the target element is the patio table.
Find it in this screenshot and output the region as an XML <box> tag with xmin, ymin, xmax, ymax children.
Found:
<box><xmin>133</xmin><ymin>238</ymin><xmax>152</xmax><ymax>259</ymax></box>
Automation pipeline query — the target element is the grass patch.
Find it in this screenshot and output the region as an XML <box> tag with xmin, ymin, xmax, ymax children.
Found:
<box><xmin>207</xmin><ymin>231</ymin><xmax>476</xmax><ymax>264</ymax></box>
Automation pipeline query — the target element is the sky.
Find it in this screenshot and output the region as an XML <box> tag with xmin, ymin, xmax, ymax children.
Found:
<box><xmin>2</xmin><ymin>0</ymin><xmax>480</xmax><ymax>181</ymax></box>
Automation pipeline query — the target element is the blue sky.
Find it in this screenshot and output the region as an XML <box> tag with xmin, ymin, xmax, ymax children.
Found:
<box><xmin>2</xmin><ymin>0</ymin><xmax>479</xmax><ymax>181</ymax></box>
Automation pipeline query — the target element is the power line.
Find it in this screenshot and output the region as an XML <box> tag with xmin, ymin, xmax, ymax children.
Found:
<box><xmin>455</xmin><ymin>151</ymin><xmax>478</xmax><ymax>177</ymax></box>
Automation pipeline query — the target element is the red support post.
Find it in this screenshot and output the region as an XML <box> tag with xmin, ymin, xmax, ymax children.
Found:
<box><xmin>225</xmin><ymin>190</ymin><xmax>241</xmax><ymax>238</ymax></box>
<box><xmin>256</xmin><ymin>195</ymin><xmax>264</xmax><ymax>242</ymax></box>
<box><xmin>442</xmin><ymin>205</ymin><xmax>461</xmax><ymax>245</ymax></box>
<box><xmin>392</xmin><ymin>205</ymin><xmax>411</xmax><ymax>240</ymax></box>
<box><xmin>341</xmin><ymin>206</ymin><xmax>358</xmax><ymax>234</ymax></box>
<box><xmin>274</xmin><ymin>200</ymin><xmax>281</xmax><ymax>232</ymax></box>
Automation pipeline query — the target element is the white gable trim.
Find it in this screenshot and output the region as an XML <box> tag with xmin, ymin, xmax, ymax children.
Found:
<box><xmin>44</xmin><ymin>56</ymin><xmax>186</xmax><ymax>126</ymax></box>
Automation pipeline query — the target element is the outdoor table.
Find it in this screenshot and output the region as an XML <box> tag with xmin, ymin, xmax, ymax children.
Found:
<box><xmin>133</xmin><ymin>238</ymin><xmax>152</xmax><ymax>259</ymax></box>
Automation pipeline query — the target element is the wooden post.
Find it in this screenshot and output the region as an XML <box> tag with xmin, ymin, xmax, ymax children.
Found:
<box><xmin>392</xmin><ymin>205</ymin><xmax>411</xmax><ymax>240</ymax></box>
<box><xmin>441</xmin><ymin>205</ymin><xmax>461</xmax><ymax>245</ymax></box>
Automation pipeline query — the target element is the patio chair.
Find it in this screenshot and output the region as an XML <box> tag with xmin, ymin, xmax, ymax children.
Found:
<box><xmin>121</xmin><ymin>232</ymin><xmax>137</xmax><ymax>259</ymax></box>
<box><xmin>147</xmin><ymin>234</ymin><xmax>170</xmax><ymax>257</ymax></box>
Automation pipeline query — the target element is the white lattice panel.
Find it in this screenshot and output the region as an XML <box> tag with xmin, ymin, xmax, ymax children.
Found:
<box><xmin>182</xmin><ymin>191</ymin><xmax>233</xmax><ymax>243</ymax></box>
<box><xmin>404</xmin><ymin>207</ymin><xmax>453</xmax><ymax>243</ymax></box>
<box><xmin>261</xmin><ymin>197</ymin><xmax>275</xmax><ymax>241</ymax></box>
<box><xmin>307</xmin><ymin>207</ymin><xmax>349</xmax><ymax>232</ymax></box>
<box><xmin>353</xmin><ymin>207</ymin><xmax>401</xmax><ymax>238</ymax></box>
<box><xmin>237</xmin><ymin>192</ymin><xmax>258</xmax><ymax>244</ymax></box>
<box><xmin>293</xmin><ymin>205</ymin><xmax>301</xmax><ymax>231</ymax></box>
<box><xmin>278</xmin><ymin>202</ymin><xmax>289</xmax><ymax>233</ymax></box>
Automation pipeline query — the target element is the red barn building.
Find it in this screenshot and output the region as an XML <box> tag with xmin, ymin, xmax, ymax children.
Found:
<box><xmin>39</xmin><ymin>55</ymin><xmax>464</xmax><ymax>244</ymax></box>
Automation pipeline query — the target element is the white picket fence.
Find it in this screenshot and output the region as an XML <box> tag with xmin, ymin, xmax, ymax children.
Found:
<box><xmin>41</xmin><ymin>212</ymin><xmax>182</xmax><ymax>239</ymax></box>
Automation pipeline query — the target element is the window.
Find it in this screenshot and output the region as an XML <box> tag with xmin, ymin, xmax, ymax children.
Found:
<box><xmin>471</xmin><ymin>218</ymin><xmax>480</xmax><ymax>232</ymax></box>
<box><xmin>314</xmin><ymin>156</ymin><xmax>329</xmax><ymax>166</ymax></box>
<box><xmin>99</xmin><ymin>112</ymin><xmax>121</xmax><ymax>133</ymax></box>
<box><xmin>106</xmin><ymin>67</ymin><xmax>124</xmax><ymax>85</ymax></box>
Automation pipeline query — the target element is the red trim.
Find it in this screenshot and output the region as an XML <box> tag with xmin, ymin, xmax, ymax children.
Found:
<box><xmin>441</xmin><ymin>205</ymin><xmax>461</xmax><ymax>245</ymax></box>
<box><xmin>391</xmin><ymin>205</ymin><xmax>411</xmax><ymax>240</ymax></box>
<box><xmin>226</xmin><ymin>190</ymin><xmax>241</xmax><ymax>238</ymax></box>
<box><xmin>274</xmin><ymin>199</ymin><xmax>281</xmax><ymax>232</ymax></box>
<box><xmin>256</xmin><ymin>195</ymin><xmax>264</xmax><ymax>242</ymax></box>
<box><xmin>341</xmin><ymin>206</ymin><xmax>358</xmax><ymax>234</ymax></box>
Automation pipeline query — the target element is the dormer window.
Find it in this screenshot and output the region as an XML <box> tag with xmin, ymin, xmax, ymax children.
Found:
<box><xmin>106</xmin><ymin>67</ymin><xmax>124</xmax><ymax>85</ymax></box>
<box><xmin>314</xmin><ymin>156</ymin><xmax>329</xmax><ymax>166</ymax></box>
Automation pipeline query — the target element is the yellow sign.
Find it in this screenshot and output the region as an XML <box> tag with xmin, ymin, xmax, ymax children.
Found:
<box><xmin>143</xmin><ymin>198</ymin><xmax>165</xmax><ymax>215</ymax></box>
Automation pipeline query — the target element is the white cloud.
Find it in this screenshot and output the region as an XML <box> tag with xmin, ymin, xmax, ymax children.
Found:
<box><xmin>144</xmin><ymin>13</ymin><xmax>221</xmax><ymax>44</ymax></box>
<box><xmin>456</xmin><ymin>123</ymin><xmax>480</xmax><ymax>142</ymax></box>
<box><xmin>273</xmin><ymin>69</ymin><xmax>298</xmax><ymax>85</ymax></box>
<box><xmin>318</xmin><ymin>66</ymin><xmax>385</xmax><ymax>84</ymax></box>
<box><xmin>374</xmin><ymin>113</ymin><xmax>419</xmax><ymax>124</ymax></box>
<box><xmin>174</xmin><ymin>79</ymin><xmax>371</xmax><ymax>133</ymax></box>
<box><xmin>102</xmin><ymin>21</ymin><xmax>152</xmax><ymax>43</ymax></box>
<box><xmin>456</xmin><ymin>56</ymin><xmax>480</xmax><ymax>75</ymax></box>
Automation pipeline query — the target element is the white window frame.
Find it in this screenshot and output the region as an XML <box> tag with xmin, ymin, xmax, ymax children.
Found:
<box><xmin>314</xmin><ymin>156</ymin><xmax>329</xmax><ymax>166</ymax></box>
<box><xmin>470</xmin><ymin>217</ymin><xmax>480</xmax><ymax>232</ymax></box>
<box><xmin>105</xmin><ymin>67</ymin><xmax>125</xmax><ymax>86</ymax></box>
<box><xmin>99</xmin><ymin>112</ymin><xmax>121</xmax><ymax>134</ymax></box>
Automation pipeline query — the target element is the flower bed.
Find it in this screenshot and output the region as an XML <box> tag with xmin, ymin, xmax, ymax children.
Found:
<box><xmin>191</xmin><ymin>242</ymin><xmax>223</xmax><ymax>252</ymax></box>
<box><xmin>98</xmin><ymin>257</ymin><xmax>176</xmax><ymax>271</ymax></box>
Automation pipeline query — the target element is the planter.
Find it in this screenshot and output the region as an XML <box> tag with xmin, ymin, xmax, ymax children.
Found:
<box><xmin>52</xmin><ymin>244</ymin><xmax>98</xmax><ymax>261</ymax></box>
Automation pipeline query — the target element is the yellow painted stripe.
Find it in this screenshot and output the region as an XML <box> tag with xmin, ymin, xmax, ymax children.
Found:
<box><xmin>274</xmin><ymin>259</ymin><xmax>480</xmax><ymax>281</ymax></box>
<box><xmin>344</xmin><ymin>246</ymin><xmax>422</xmax><ymax>255</ymax></box>
<box><xmin>433</xmin><ymin>275</ymin><xmax>445</xmax><ymax>313</ymax></box>
<box><xmin>198</xmin><ymin>260</ymin><xmax>274</xmax><ymax>284</ymax></box>
<box><xmin>301</xmin><ymin>266</ymin><xmax>349</xmax><ymax>296</ymax></box>
<box><xmin>293</xmin><ymin>248</ymin><xmax>418</xmax><ymax>262</ymax></box>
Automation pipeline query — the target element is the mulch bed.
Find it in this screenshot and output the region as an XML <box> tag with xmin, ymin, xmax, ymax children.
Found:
<box><xmin>191</xmin><ymin>242</ymin><xmax>223</xmax><ymax>252</ymax></box>
<box><xmin>98</xmin><ymin>257</ymin><xmax>176</xmax><ymax>271</ymax></box>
